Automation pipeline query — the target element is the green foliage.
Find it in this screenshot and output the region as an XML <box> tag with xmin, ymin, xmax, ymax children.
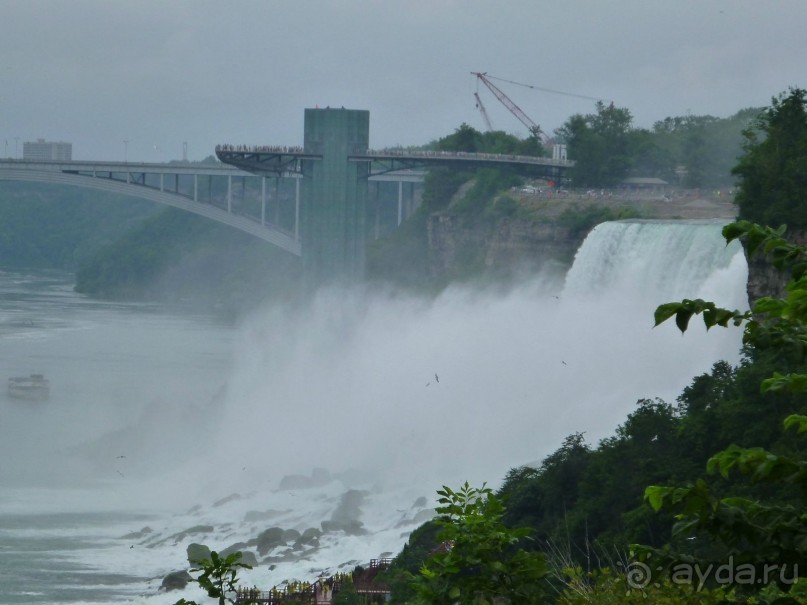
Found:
<box><xmin>410</xmin><ymin>482</ymin><xmax>548</xmax><ymax>604</ymax></box>
<box><xmin>640</xmin><ymin>417</ymin><xmax>807</xmax><ymax>589</ymax></box>
<box><xmin>332</xmin><ymin>582</ymin><xmax>361</xmax><ymax>605</ymax></box>
<box><xmin>644</xmin><ymin>220</ymin><xmax>807</xmax><ymax>593</ymax></box>
<box><xmin>435</xmin><ymin>123</ymin><xmax>545</xmax><ymax>157</ymax></box>
<box><xmin>0</xmin><ymin>181</ymin><xmax>301</xmax><ymax>314</ymax></box>
<box><xmin>366</xmin><ymin>125</ymin><xmax>541</xmax><ymax>290</ymax></box>
<box><xmin>487</xmin><ymin>343</ymin><xmax>807</xmax><ymax>572</ymax></box>
<box><xmin>734</xmin><ymin>88</ymin><xmax>807</xmax><ymax>228</ymax></box>
<box><xmin>453</xmin><ymin>168</ymin><xmax>521</xmax><ymax>216</ymax></box>
<box><xmin>555</xmin><ymin>203</ymin><xmax>641</xmax><ymax>237</ymax></box>
<box><xmin>652</xmin><ymin>109</ymin><xmax>759</xmax><ymax>188</ymax></box>
<box><xmin>0</xmin><ymin>181</ymin><xmax>158</xmax><ymax>269</ymax></box>
<box><xmin>75</xmin><ymin>207</ymin><xmax>301</xmax><ymax>312</ymax></box>
<box><xmin>382</xmin><ymin>521</ymin><xmax>443</xmax><ymax>604</ymax></box>
<box><xmin>557</xmin><ymin>102</ymin><xmax>634</xmax><ymax>187</ymax></box>
<box><xmin>437</xmin><ymin>123</ymin><xmax>483</xmax><ymax>153</ymax></box>
<box><xmin>557</xmin><ymin>566</ymin><xmax>740</xmax><ymax>605</ymax></box>
<box><xmin>557</xmin><ymin>104</ymin><xmax>757</xmax><ymax>188</ymax></box>
<box><xmin>174</xmin><ymin>551</ymin><xmax>253</xmax><ymax>605</ymax></box>
<box><xmin>420</xmin><ymin>168</ymin><xmax>474</xmax><ymax>214</ymax></box>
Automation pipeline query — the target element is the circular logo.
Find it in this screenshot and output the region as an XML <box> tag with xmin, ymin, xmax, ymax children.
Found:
<box><xmin>625</xmin><ymin>561</ymin><xmax>652</xmax><ymax>589</ymax></box>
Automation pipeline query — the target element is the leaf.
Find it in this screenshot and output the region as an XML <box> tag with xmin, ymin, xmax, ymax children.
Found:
<box><xmin>761</xmin><ymin>372</ymin><xmax>807</xmax><ymax>393</ymax></box>
<box><xmin>675</xmin><ymin>309</ymin><xmax>694</xmax><ymax>333</ymax></box>
<box><xmin>644</xmin><ymin>486</ymin><xmax>669</xmax><ymax>512</ymax></box>
<box><xmin>654</xmin><ymin>302</ymin><xmax>682</xmax><ymax>327</ymax></box>
<box><xmin>784</xmin><ymin>414</ymin><xmax>807</xmax><ymax>433</ymax></box>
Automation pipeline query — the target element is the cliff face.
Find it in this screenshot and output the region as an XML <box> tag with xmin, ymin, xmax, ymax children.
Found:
<box><xmin>745</xmin><ymin>228</ymin><xmax>807</xmax><ymax>302</ymax></box>
<box><xmin>426</xmin><ymin>213</ymin><xmax>585</xmax><ymax>282</ymax></box>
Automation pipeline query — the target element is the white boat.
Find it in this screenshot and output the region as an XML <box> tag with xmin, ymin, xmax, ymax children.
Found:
<box><xmin>8</xmin><ymin>374</ymin><xmax>50</xmax><ymax>401</ymax></box>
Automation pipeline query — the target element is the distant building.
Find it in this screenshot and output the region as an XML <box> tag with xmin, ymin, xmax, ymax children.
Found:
<box><xmin>23</xmin><ymin>139</ymin><xmax>72</xmax><ymax>161</ymax></box>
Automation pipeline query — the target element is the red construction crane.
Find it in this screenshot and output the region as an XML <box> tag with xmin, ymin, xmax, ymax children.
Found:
<box><xmin>473</xmin><ymin>91</ymin><xmax>493</xmax><ymax>132</ymax></box>
<box><xmin>471</xmin><ymin>72</ymin><xmax>604</xmax><ymax>143</ymax></box>
<box><xmin>472</xmin><ymin>71</ymin><xmax>543</xmax><ymax>140</ymax></box>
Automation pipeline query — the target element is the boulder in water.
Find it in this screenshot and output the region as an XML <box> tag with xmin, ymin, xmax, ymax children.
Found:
<box><xmin>161</xmin><ymin>570</ymin><xmax>192</xmax><ymax>591</ymax></box>
<box><xmin>256</xmin><ymin>527</ymin><xmax>285</xmax><ymax>555</ymax></box>
<box><xmin>295</xmin><ymin>527</ymin><xmax>321</xmax><ymax>546</ymax></box>
<box><xmin>187</xmin><ymin>543</ymin><xmax>211</xmax><ymax>565</ymax></box>
<box><xmin>119</xmin><ymin>526</ymin><xmax>153</xmax><ymax>540</ymax></box>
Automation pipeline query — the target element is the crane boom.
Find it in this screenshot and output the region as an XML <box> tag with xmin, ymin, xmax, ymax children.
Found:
<box><xmin>473</xmin><ymin>92</ymin><xmax>493</xmax><ymax>131</ymax></box>
<box><xmin>472</xmin><ymin>72</ymin><xmax>542</xmax><ymax>138</ymax></box>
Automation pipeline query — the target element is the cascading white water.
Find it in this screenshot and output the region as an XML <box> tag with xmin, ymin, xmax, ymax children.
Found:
<box><xmin>201</xmin><ymin>219</ymin><xmax>749</xmax><ymax>494</ymax></box>
<box><xmin>563</xmin><ymin>219</ymin><xmax>746</xmax><ymax>303</ymax></box>
<box><xmin>0</xmin><ymin>219</ymin><xmax>752</xmax><ymax>605</ymax></box>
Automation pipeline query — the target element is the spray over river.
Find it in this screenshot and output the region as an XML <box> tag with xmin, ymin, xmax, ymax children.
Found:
<box><xmin>0</xmin><ymin>219</ymin><xmax>748</xmax><ymax>604</ymax></box>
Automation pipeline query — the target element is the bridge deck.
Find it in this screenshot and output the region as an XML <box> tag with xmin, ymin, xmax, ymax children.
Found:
<box><xmin>0</xmin><ymin>159</ymin><xmax>302</xmax><ymax>255</ymax></box>
<box><xmin>215</xmin><ymin>144</ymin><xmax>572</xmax><ymax>180</ymax></box>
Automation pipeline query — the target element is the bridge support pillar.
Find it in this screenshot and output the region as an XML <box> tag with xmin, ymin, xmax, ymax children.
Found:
<box><xmin>397</xmin><ymin>181</ymin><xmax>403</xmax><ymax>226</ymax></box>
<box><xmin>261</xmin><ymin>177</ymin><xmax>266</xmax><ymax>225</ymax></box>
<box><xmin>295</xmin><ymin>177</ymin><xmax>300</xmax><ymax>241</ymax></box>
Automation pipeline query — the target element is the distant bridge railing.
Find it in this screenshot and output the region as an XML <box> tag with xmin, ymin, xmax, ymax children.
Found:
<box><xmin>215</xmin><ymin>144</ymin><xmax>573</xmax><ymax>180</ymax></box>
<box><xmin>362</xmin><ymin>148</ymin><xmax>571</xmax><ymax>166</ymax></box>
<box><xmin>350</xmin><ymin>148</ymin><xmax>573</xmax><ymax>178</ymax></box>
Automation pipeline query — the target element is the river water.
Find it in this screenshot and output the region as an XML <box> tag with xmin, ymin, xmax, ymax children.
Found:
<box><xmin>0</xmin><ymin>222</ymin><xmax>751</xmax><ymax>604</ymax></box>
<box><xmin>0</xmin><ymin>270</ymin><xmax>236</xmax><ymax>603</ymax></box>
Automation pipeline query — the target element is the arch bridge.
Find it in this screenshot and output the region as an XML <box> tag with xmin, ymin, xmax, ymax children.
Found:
<box><xmin>0</xmin><ymin>109</ymin><xmax>573</xmax><ymax>285</ymax></box>
<box><xmin>0</xmin><ymin>159</ymin><xmax>306</xmax><ymax>255</ymax></box>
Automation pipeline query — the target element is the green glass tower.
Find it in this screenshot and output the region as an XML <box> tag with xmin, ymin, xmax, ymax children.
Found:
<box><xmin>301</xmin><ymin>108</ymin><xmax>370</xmax><ymax>286</ymax></box>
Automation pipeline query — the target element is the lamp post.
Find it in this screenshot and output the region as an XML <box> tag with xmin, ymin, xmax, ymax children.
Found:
<box><xmin>14</xmin><ymin>137</ymin><xmax>19</xmax><ymax>159</ymax></box>
<box><xmin>123</xmin><ymin>139</ymin><xmax>129</xmax><ymax>163</ymax></box>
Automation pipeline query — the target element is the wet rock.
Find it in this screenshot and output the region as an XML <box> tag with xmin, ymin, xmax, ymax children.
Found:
<box><xmin>171</xmin><ymin>525</ymin><xmax>215</xmax><ymax>544</ymax></box>
<box><xmin>213</xmin><ymin>493</ymin><xmax>241</xmax><ymax>507</ymax></box>
<box><xmin>256</xmin><ymin>527</ymin><xmax>285</xmax><ymax>555</ymax></box>
<box><xmin>331</xmin><ymin>490</ymin><xmax>365</xmax><ymax>525</ymax></box>
<box><xmin>296</xmin><ymin>527</ymin><xmax>321</xmax><ymax>546</ymax></box>
<box><xmin>187</xmin><ymin>543</ymin><xmax>211</xmax><ymax>565</ymax></box>
<box><xmin>219</xmin><ymin>542</ymin><xmax>259</xmax><ymax>567</ymax></box>
<box><xmin>321</xmin><ymin>519</ymin><xmax>366</xmax><ymax>536</ymax></box>
<box><xmin>161</xmin><ymin>570</ymin><xmax>192</xmax><ymax>591</ymax></box>
<box><xmin>119</xmin><ymin>526</ymin><xmax>153</xmax><ymax>540</ymax></box>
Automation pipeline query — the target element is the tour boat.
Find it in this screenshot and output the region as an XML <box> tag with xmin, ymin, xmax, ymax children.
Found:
<box><xmin>7</xmin><ymin>374</ymin><xmax>50</xmax><ymax>401</ymax></box>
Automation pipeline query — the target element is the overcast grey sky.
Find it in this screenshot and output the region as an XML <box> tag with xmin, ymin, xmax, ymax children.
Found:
<box><xmin>1</xmin><ymin>0</ymin><xmax>804</xmax><ymax>162</ymax></box>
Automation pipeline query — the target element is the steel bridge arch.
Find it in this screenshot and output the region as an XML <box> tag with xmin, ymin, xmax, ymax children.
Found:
<box><xmin>0</xmin><ymin>165</ymin><xmax>301</xmax><ymax>256</ymax></box>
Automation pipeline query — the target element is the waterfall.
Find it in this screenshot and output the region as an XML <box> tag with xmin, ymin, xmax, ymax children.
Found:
<box><xmin>562</xmin><ymin>219</ymin><xmax>748</xmax><ymax>308</ymax></box>
<box><xmin>563</xmin><ymin>219</ymin><xmax>747</xmax><ymax>306</ymax></box>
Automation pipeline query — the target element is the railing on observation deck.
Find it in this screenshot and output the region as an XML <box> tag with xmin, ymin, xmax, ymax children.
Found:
<box><xmin>214</xmin><ymin>144</ymin><xmax>572</xmax><ymax>167</ymax></box>
<box><xmin>234</xmin><ymin>559</ymin><xmax>392</xmax><ymax>605</ymax></box>
<box><xmin>357</xmin><ymin>148</ymin><xmax>572</xmax><ymax>166</ymax></box>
